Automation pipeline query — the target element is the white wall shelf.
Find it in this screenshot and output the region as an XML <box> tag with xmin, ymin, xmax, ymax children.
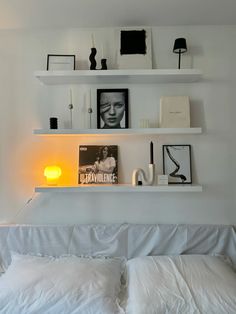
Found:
<box><xmin>33</xmin><ymin>127</ymin><xmax>202</xmax><ymax>136</ymax></box>
<box><xmin>34</xmin><ymin>69</ymin><xmax>202</xmax><ymax>85</ymax></box>
<box><xmin>35</xmin><ymin>184</ymin><xmax>203</xmax><ymax>193</ymax></box>
<box><xmin>34</xmin><ymin>68</ymin><xmax>203</xmax><ymax>196</ymax></box>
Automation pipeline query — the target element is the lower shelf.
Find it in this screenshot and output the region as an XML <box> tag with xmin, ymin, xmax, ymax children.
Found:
<box><xmin>35</xmin><ymin>184</ymin><xmax>203</xmax><ymax>193</ymax></box>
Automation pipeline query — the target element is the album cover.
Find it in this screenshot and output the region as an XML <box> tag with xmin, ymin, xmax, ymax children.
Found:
<box><xmin>78</xmin><ymin>145</ymin><xmax>118</xmax><ymax>184</ymax></box>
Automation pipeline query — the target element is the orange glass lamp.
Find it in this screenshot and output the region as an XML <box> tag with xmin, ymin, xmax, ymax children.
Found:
<box><xmin>44</xmin><ymin>166</ymin><xmax>62</xmax><ymax>185</ymax></box>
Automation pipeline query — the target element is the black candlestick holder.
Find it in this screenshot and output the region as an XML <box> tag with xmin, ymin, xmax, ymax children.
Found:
<box><xmin>101</xmin><ymin>59</ymin><xmax>107</xmax><ymax>70</ymax></box>
<box><xmin>89</xmin><ymin>47</ymin><xmax>97</xmax><ymax>70</ymax></box>
<box><xmin>49</xmin><ymin>117</ymin><xmax>58</xmax><ymax>129</ymax></box>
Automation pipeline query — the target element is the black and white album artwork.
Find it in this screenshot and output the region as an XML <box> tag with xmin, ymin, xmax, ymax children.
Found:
<box><xmin>78</xmin><ymin>145</ymin><xmax>118</xmax><ymax>185</ymax></box>
<box><xmin>162</xmin><ymin>145</ymin><xmax>192</xmax><ymax>184</ymax></box>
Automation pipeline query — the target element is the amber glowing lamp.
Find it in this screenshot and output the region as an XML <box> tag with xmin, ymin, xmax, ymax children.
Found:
<box><xmin>44</xmin><ymin>166</ymin><xmax>62</xmax><ymax>185</ymax></box>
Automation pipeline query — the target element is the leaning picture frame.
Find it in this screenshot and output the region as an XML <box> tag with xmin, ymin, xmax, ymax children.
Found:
<box><xmin>162</xmin><ymin>145</ymin><xmax>192</xmax><ymax>184</ymax></box>
<box><xmin>47</xmin><ymin>54</ymin><xmax>75</xmax><ymax>71</ymax></box>
<box><xmin>116</xmin><ymin>27</ymin><xmax>152</xmax><ymax>69</ymax></box>
<box><xmin>97</xmin><ymin>89</ymin><xmax>129</xmax><ymax>129</ymax></box>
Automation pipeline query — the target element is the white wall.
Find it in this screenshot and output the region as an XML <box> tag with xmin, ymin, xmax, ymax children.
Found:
<box><xmin>0</xmin><ymin>26</ymin><xmax>235</xmax><ymax>225</ymax></box>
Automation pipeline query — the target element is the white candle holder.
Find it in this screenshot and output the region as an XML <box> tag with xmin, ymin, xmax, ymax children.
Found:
<box><xmin>132</xmin><ymin>164</ymin><xmax>155</xmax><ymax>186</ymax></box>
<box><xmin>68</xmin><ymin>103</ymin><xmax>73</xmax><ymax>129</ymax></box>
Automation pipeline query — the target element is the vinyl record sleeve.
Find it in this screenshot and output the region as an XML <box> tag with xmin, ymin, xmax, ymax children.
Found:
<box><xmin>78</xmin><ymin>145</ymin><xmax>118</xmax><ymax>184</ymax></box>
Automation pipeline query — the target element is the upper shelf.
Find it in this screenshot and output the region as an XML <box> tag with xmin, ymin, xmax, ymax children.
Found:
<box><xmin>34</xmin><ymin>69</ymin><xmax>202</xmax><ymax>85</ymax></box>
<box><xmin>33</xmin><ymin>128</ymin><xmax>202</xmax><ymax>136</ymax></box>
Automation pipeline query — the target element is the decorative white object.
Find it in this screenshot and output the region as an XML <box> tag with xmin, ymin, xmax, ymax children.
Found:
<box><xmin>68</xmin><ymin>88</ymin><xmax>73</xmax><ymax>129</ymax></box>
<box><xmin>91</xmin><ymin>33</ymin><xmax>95</xmax><ymax>48</ymax></box>
<box><xmin>139</xmin><ymin>119</ymin><xmax>150</xmax><ymax>128</ymax></box>
<box><xmin>87</xmin><ymin>88</ymin><xmax>93</xmax><ymax>128</ymax></box>
<box><xmin>159</xmin><ymin>96</ymin><xmax>190</xmax><ymax>128</ymax></box>
<box><xmin>132</xmin><ymin>164</ymin><xmax>155</xmax><ymax>186</ymax></box>
<box><xmin>157</xmin><ymin>175</ymin><xmax>169</xmax><ymax>185</ymax></box>
<box><xmin>117</xmin><ymin>27</ymin><xmax>152</xmax><ymax>69</ymax></box>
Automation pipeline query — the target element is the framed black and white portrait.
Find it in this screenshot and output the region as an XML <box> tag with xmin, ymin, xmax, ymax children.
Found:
<box><xmin>97</xmin><ymin>89</ymin><xmax>129</xmax><ymax>129</ymax></box>
<box><xmin>162</xmin><ymin>145</ymin><xmax>192</xmax><ymax>184</ymax></box>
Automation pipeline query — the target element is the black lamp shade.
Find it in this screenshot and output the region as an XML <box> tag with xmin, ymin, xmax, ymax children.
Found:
<box><xmin>173</xmin><ymin>38</ymin><xmax>187</xmax><ymax>53</ymax></box>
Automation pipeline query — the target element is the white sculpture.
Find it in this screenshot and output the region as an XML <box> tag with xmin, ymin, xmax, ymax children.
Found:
<box><xmin>132</xmin><ymin>164</ymin><xmax>155</xmax><ymax>186</ymax></box>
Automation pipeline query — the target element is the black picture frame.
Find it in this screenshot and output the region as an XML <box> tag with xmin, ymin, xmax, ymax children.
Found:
<box><xmin>162</xmin><ymin>145</ymin><xmax>192</xmax><ymax>184</ymax></box>
<box><xmin>47</xmin><ymin>54</ymin><xmax>75</xmax><ymax>71</ymax></box>
<box><xmin>97</xmin><ymin>89</ymin><xmax>129</xmax><ymax>129</ymax></box>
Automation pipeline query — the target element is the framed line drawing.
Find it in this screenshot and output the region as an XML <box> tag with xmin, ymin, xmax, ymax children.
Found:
<box><xmin>47</xmin><ymin>54</ymin><xmax>75</xmax><ymax>71</ymax></box>
<box><xmin>97</xmin><ymin>89</ymin><xmax>129</xmax><ymax>129</ymax></box>
<box><xmin>162</xmin><ymin>145</ymin><xmax>192</xmax><ymax>184</ymax></box>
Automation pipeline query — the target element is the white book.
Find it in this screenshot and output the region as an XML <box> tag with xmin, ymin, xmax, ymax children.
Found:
<box><xmin>159</xmin><ymin>96</ymin><xmax>190</xmax><ymax>128</ymax></box>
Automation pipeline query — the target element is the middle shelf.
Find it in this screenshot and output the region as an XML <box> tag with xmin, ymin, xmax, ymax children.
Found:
<box><xmin>33</xmin><ymin>127</ymin><xmax>202</xmax><ymax>136</ymax></box>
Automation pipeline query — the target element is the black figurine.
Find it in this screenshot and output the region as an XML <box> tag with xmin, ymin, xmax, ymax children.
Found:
<box><xmin>89</xmin><ymin>47</ymin><xmax>97</xmax><ymax>70</ymax></box>
<box><xmin>101</xmin><ymin>59</ymin><xmax>107</xmax><ymax>70</ymax></box>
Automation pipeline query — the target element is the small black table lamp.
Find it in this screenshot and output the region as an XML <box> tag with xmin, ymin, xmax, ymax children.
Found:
<box><xmin>173</xmin><ymin>38</ymin><xmax>187</xmax><ymax>69</ymax></box>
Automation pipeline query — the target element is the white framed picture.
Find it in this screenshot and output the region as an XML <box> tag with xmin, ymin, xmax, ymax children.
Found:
<box><xmin>163</xmin><ymin>145</ymin><xmax>192</xmax><ymax>184</ymax></box>
<box><xmin>47</xmin><ymin>54</ymin><xmax>75</xmax><ymax>71</ymax></box>
<box><xmin>116</xmin><ymin>27</ymin><xmax>152</xmax><ymax>69</ymax></box>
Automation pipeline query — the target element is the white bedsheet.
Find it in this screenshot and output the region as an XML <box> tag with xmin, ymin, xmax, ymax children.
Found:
<box><xmin>125</xmin><ymin>255</ymin><xmax>236</xmax><ymax>314</ymax></box>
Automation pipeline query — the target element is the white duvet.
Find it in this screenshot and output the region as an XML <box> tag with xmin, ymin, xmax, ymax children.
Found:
<box><xmin>0</xmin><ymin>253</ymin><xmax>125</xmax><ymax>314</ymax></box>
<box><xmin>1</xmin><ymin>253</ymin><xmax>236</xmax><ymax>314</ymax></box>
<box><xmin>125</xmin><ymin>255</ymin><xmax>236</xmax><ymax>314</ymax></box>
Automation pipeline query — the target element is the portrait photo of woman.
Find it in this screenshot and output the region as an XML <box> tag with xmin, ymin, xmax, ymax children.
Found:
<box><xmin>97</xmin><ymin>89</ymin><xmax>129</xmax><ymax>129</ymax></box>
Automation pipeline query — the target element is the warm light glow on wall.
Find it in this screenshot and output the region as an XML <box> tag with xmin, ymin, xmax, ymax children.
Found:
<box><xmin>44</xmin><ymin>166</ymin><xmax>62</xmax><ymax>185</ymax></box>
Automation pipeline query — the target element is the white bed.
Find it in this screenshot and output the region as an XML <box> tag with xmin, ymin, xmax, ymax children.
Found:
<box><xmin>0</xmin><ymin>223</ymin><xmax>235</xmax><ymax>313</ymax></box>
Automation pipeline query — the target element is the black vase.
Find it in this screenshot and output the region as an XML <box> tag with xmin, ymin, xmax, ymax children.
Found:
<box><xmin>101</xmin><ymin>59</ymin><xmax>107</xmax><ymax>70</ymax></box>
<box><xmin>89</xmin><ymin>47</ymin><xmax>97</xmax><ymax>70</ymax></box>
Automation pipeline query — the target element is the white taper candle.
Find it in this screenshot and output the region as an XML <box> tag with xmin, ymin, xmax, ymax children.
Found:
<box><xmin>69</xmin><ymin>88</ymin><xmax>72</xmax><ymax>104</ymax></box>
<box><xmin>91</xmin><ymin>34</ymin><xmax>95</xmax><ymax>47</ymax></box>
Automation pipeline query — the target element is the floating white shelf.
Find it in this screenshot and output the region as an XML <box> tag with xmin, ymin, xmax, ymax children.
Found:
<box><xmin>34</xmin><ymin>69</ymin><xmax>202</xmax><ymax>85</ymax></box>
<box><xmin>33</xmin><ymin>128</ymin><xmax>202</xmax><ymax>136</ymax></box>
<box><xmin>35</xmin><ymin>184</ymin><xmax>203</xmax><ymax>193</ymax></box>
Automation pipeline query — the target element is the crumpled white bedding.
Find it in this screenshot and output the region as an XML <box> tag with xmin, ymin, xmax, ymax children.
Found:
<box><xmin>125</xmin><ymin>255</ymin><xmax>236</xmax><ymax>314</ymax></box>
<box><xmin>0</xmin><ymin>224</ymin><xmax>235</xmax><ymax>313</ymax></box>
<box><xmin>0</xmin><ymin>252</ymin><xmax>236</xmax><ymax>313</ymax></box>
<box><xmin>0</xmin><ymin>253</ymin><xmax>125</xmax><ymax>314</ymax></box>
<box><xmin>0</xmin><ymin>223</ymin><xmax>235</xmax><ymax>271</ymax></box>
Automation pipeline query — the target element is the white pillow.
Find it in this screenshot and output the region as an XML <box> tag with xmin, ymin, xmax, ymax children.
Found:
<box><xmin>125</xmin><ymin>255</ymin><xmax>236</xmax><ymax>314</ymax></box>
<box><xmin>0</xmin><ymin>253</ymin><xmax>125</xmax><ymax>314</ymax></box>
